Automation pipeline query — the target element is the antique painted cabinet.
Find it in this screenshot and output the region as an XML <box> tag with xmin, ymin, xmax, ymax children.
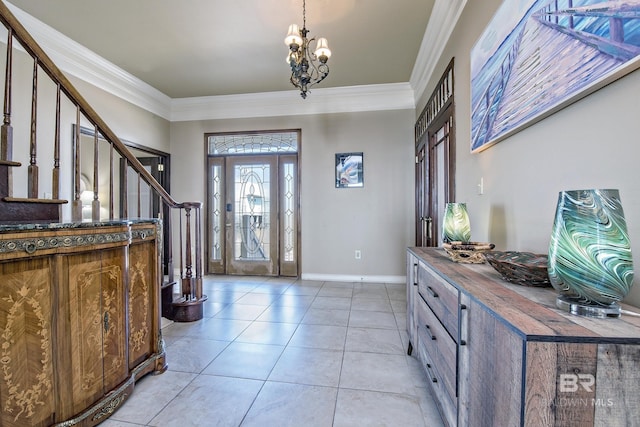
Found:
<box><xmin>0</xmin><ymin>220</ymin><xmax>166</xmax><ymax>426</ymax></box>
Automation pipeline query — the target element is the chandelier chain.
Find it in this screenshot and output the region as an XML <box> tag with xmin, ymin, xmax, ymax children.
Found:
<box><xmin>303</xmin><ymin>0</ymin><xmax>306</xmax><ymax>29</ymax></box>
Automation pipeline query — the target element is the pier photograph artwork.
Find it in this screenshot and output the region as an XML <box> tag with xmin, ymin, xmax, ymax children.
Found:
<box><xmin>471</xmin><ymin>0</ymin><xmax>640</xmax><ymax>152</ymax></box>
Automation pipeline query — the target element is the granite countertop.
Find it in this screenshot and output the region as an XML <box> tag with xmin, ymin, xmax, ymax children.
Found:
<box><xmin>0</xmin><ymin>218</ymin><xmax>159</xmax><ymax>233</ymax></box>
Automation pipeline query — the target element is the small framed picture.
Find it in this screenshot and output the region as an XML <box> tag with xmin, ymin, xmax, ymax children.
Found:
<box><xmin>335</xmin><ymin>152</ymin><xmax>363</xmax><ymax>188</ymax></box>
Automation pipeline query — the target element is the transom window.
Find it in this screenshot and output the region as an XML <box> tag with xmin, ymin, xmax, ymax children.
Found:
<box><xmin>208</xmin><ymin>131</ymin><xmax>298</xmax><ymax>155</ymax></box>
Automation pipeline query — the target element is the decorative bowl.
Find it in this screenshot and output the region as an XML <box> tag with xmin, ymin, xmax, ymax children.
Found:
<box><xmin>484</xmin><ymin>251</ymin><xmax>551</xmax><ymax>287</ymax></box>
<box><xmin>442</xmin><ymin>241</ymin><xmax>494</xmax><ymax>264</ymax></box>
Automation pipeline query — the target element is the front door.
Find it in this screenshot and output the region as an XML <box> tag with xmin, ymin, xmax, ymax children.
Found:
<box><xmin>225</xmin><ymin>155</ymin><xmax>278</xmax><ymax>275</ymax></box>
<box><xmin>207</xmin><ymin>155</ymin><xmax>299</xmax><ymax>276</ymax></box>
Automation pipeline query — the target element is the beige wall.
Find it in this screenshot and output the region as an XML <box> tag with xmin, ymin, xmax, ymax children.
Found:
<box><xmin>7</xmin><ymin>0</ymin><xmax>640</xmax><ymax>303</ymax></box>
<box><xmin>419</xmin><ymin>0</ymin><xmax>640</xmax><ymax>306</ymax></box>
<box><xmin>70</xmin><ymin>77</ymin><xmax>171</xmax><ymax>154</ymax></box>
<box><xmin>3</xmin><ymin>49</ymin><xmax>170</xmax><ymax>219</ymax></box>
<box><xmin>169</xmin><ymin>110</ymin><xmax>415</xmax><ymax>281</ymax></box>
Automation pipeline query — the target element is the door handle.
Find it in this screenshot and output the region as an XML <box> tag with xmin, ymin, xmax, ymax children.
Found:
<box><xmin>419</xmin><ymin>216</ymin><xmax>433</xmax><ymax>246</ymax></box>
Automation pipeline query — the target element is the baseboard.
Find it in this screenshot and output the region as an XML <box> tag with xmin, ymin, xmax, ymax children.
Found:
<box><xmin>300</xmin><ymin>273</ymin><xmax>406</xmax><ymax>284</ymax></box>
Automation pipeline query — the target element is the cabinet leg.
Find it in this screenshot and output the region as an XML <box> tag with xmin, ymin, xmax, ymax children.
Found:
<box><xmin>407</xmin><ymin>341</ymin><xmax>413</xmax><ymax>356</ymax></box>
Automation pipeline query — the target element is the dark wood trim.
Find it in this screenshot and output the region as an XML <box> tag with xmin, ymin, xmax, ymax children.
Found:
<box><xmin>204</xmin><ymin>129</ymin><xmax>302</xmax><ymax>277</ymax></box>
<box><xmin>415</xmin><ymin>58</ymin><xmax>455</xmax><ymax>247</ymax></box>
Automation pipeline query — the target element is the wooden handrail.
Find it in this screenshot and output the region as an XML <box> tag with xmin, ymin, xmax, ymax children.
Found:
<box><xmin>0</xmin><ymin>0</ymin><xmax>205</xmax><ymax>321</ymax></box>
<box><xmin>0</xmin><ymin>1</ymin><xmax>177</xmax><ymax>208</ymax></box>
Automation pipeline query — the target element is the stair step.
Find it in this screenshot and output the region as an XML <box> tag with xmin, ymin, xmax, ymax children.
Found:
<box><xmin>162</xmin><ymin>278</ymin><xmax>178</xmax><ymax>288</ymax></box>
<box><xmin>0</xmin><ymin>160</ymin><xmax>21</xmax><ymax>167</ymax></box>
<box><xmin>3</xmin><ymin>196</ymin><xmax>68</xmax><ymax>204</ymax></box>
<box><xmin>0</xmin><ymin>197</ymin><xmax>67</xmax><ymax>224</ymax></box>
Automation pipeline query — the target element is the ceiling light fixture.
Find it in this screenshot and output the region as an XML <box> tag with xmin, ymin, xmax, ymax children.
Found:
<box><xmin>285</xmin><ymin>0</ymin><xmax>331</xmax><ymax>99</ymax></box>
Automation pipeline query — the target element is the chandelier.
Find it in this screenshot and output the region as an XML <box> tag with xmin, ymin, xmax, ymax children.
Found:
<box><xmin>284</xmin><ymin>0</ymin><xmax>331</xmax><ymax>99</ymax></box>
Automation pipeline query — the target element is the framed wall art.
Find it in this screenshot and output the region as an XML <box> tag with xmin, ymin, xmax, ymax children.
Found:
<box><xmin>470</xmin><ymin>0</ymin><xmax>640</xmax><ymax>152</ymax></box>
<box><xmin>335</xmin><ymin>152</ymin><xmax>363</xmax><ymax>188</ymax></box>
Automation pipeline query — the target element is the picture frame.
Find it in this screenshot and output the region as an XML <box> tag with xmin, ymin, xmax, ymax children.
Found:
<box><xmin>470</xmin><ymin>0</ymin><xmax>640</xmax><ymax>152</ymax></box>
<box><xmin>335</xmin><ymin>152</ymin><xmax>363</xmax><ymax>188</ymax></box>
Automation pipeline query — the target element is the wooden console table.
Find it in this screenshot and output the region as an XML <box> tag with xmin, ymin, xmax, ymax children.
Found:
<box><xmin>0</xmin><ymin>220</ymin><xmax>166</xmax><ymax>427</ymax></box>
<box><xmin>407</xmin><ymin>247</ymin><xmax>640</xmax><ymax>427</ymax></box>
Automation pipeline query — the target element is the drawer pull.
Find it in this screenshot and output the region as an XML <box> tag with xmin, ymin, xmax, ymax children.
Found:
<box><xmin>425</xmin><ymin>324</ymin><xmax>436</xmax><ymax>340</ymax></box>
<box><xmin>425</xmin><ymin>363</ymin><xmax>438</xmax><ymax>383</ymax></box>
<box><xmin>426</xmin><ymin>286</ymin><xmax>439</xmax><ymax>298</ymax></box>
<box><xmin>24</xmin><ymin>241</ymin><xmax>38</xmax><ymax>254</ymax></box>
<box><xmin>413</xmin><ymin>263</ymin><xmax>418</xmax><ymax>286</ymax></box>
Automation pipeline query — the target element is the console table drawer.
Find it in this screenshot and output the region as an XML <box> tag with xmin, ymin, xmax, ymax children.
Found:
<box><xmin>416</xmin><ymin>296</ymin><xmax>457</xmax><ymax>404</ymax></box>
<box><xmin>417</xmin><ymin>261</ymin><xmax>459</xmax><ymax>340</ymax></box>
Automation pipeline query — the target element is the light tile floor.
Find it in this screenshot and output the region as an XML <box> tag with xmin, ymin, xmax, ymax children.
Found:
<box><xmin>104</xmin><ymin>276</ymin><xmax>445</xmax><ymax>427</ymax></box>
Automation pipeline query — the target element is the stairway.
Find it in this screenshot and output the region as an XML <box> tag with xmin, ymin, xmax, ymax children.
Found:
<box><xmin>0</xmin><ymin>161</ymin><xmax>66</xmax><ymax>223</ymax></box>
<box><xmin>0</xmin><ymin>0</ymin><xmax>206</xmax><ymax>321</ymax></box>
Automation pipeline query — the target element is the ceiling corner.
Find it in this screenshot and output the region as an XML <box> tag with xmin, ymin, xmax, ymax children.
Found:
<box><xmin>410</xmin><ymin>0</ymin><xmax>468</xmax><ymax>104</ymax></box>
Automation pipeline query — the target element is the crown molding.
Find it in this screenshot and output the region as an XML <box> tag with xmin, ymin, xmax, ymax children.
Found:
<box><xmin>6</xmin><ymin>2</ymin><xmax>172</xmax><ymax>119</ymax></box>
<box><xmin>410</xmin><ymin>0</ymin><xmax>467</xmax><ymax>104</ymax></box>
<box><xmin>170</xmin><ymin>83</ymin><xmax>415</xmax><ymax>122</ymax></box>
<box><xmin>7</xmin><ymin>1</ymin><xmax>429</xmax><ymax>122</ymax></box>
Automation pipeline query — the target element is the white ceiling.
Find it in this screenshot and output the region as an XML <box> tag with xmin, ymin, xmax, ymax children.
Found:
<box><xmin>7</xmin><ymin>0</ymin><xmax>436</xmax><ymax>96</ymax></box>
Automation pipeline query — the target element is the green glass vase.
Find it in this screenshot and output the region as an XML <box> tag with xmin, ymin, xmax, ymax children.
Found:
<box><xmin>442</xmin><ymin>202</ymin><xmax>471</xmax><ymax>243</ymax></box>
<box><xmin>548</xmin><ymin>189</ymin><xmax>634</xmax><ymax>306</ymax></box>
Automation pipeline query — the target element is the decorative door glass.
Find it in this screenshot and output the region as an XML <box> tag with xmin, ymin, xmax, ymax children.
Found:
<box><xmin>234</xmin><ymin>163</ymin><xmax>271</xmax><ymax>261</ymax></box>
<box><xmin>210</xmin><ymin>161</ymin><xmax>223</xmax><ymax>262</ymax></box>
<box><xmin>207</xmin><ymin>131</ymin><xmax>299</xmax><ymax>276</ymax></box>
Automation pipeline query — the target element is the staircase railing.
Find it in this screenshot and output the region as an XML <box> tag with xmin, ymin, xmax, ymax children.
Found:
<box><xmin>0</xmin><ymin>1</ymin><xmax>206</xmax><ymax>321</ymax></box>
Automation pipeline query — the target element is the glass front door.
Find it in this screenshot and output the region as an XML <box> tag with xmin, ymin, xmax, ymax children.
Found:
<box><xmin>226</xmin><ymin>156</ymin><xmax>278</xmax><ymax>275</ymax></box>
<box><xmin>206</xmin><ymin>131</ymin><xmax>299</xmax><ymax>277</ymax></box>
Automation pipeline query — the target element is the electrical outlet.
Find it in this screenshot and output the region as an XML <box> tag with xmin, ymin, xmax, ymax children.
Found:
<box><xmin>355</xmin><ymin>250</ymin><xmax>362</xmax><ymax>259</ymax></box>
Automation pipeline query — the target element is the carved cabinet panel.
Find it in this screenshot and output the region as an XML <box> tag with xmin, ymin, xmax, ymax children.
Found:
<box><xmin>65</xmin><ymin>249</ymin><xmax>127</xmax><ymax>415</ymax></box>
<box><xmin>0</xmin><ymin>257</ymin><xmax>55</xmax><ymax>427</ymax></box>
<box><xmin>128</xmin><ymin>224</ymin><xmax>158</xmax><ymax>369</ymax></box>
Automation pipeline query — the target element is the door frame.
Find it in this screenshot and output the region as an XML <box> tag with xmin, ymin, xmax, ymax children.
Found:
<box><xmin>74</xmin><ymin>125</ymin><xmax>171</xmax><ymax>270</ymax></box>
<box><xmin>205</xmin><ymin>130</ymin><xmax>301</xmax><ymax>277</ymax></box>
<box><xmin>415</xmin><ymin>58</ymin><xmax>455</xmax><ymax>247</ymax></box>
<box><xmin>117</xmin><ymin>146</ymin><xmax>171</xmax><ymax>273</ymax></box>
